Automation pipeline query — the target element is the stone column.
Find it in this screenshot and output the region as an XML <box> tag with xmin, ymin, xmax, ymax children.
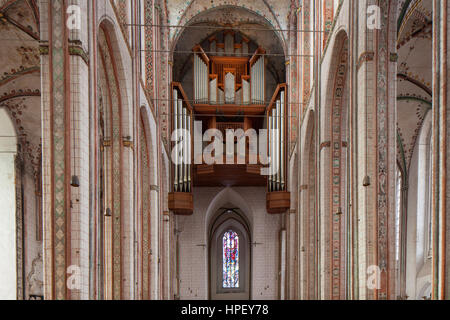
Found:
<box><xmin>40</xmin><ymin>0</ymin><xmax>90</xmax><ymax>300</ymax></box>
<box><xmin>432</xmin><ymin>0</ymin><xmax>450</xmax><ymax>300</ymax></box>
<box><xmin>67</xmin><ymin>0</ymin><xmax>91</xmax><ymax>300</ymax></box>
<box><xmin>353</xmin><ymin>0</ymin><xmax>398</xmax><ymax>300</ymax></box>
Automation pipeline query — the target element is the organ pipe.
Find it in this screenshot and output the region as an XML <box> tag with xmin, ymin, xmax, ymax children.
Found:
<box><xmin>177</xmin><ymin>99</ymin><xmax>183</xmax><ymax>189</ymax></box>
<box><xmin>257</xmin><ymin>60</ymin><xmax>260</xmax><ymax>104</ymax></box>
<box><xmin>270</xmin><ymin>105</ymin><xmax>274</xmax><ymax>190</ymax></box>
<box><xmin>172</xmin><ymin>86</ymin><xmax>193</xmax><ymax>194</ymax></box>
<box><xmin>198</xmin><ymin>61</ymin><xmax>200</xmax><ymax>103</ymax></box>
<box><xmin>204</xmin><ymin>62</ymin><xmax>207</xmax><ymax>103</ymax></box>
<box><xmin>272</xmin><ymin>103</ymin><xmax>276</xmax><ymax>191</ymax></box>
<box><xmin>173</xmin><ymin>89</ymin><xmax>178</xmax><ymax>191</ymax></box>
<box><xmin>273</xmin><ymin>104</ymin><xmax>278</xmax><ymax>191</ymax></box>
<box><xmin>199</xmin><ymin>58</ymin><xmax>201</xmax><ymax>102</ymax></box>
<box><xmin>261</xmin><ymin>58</ymin><xmax>265</xmax><ymax>103</ymax></box>
<box><xmin>255</xmin><ymin>60</ymin><xmax>258</xmax><ymax>104</ymax></box>
<box><xmin>258</xmin><ymin>59</ymin><xmax>261</xmax><ymax>103</ymax></box>
<box><xmin>206</xmin><ymin>63</ymin><xmax>208</xmax><ymax>102</ymax></box>
<box><xmin>278</xmin><ymin>100</ymin><xmax>283</xmax><ymax>190</ymax></box>
<box><xmin>193</xmin><ymin>43</ymin><xmax>268</xmax><ymax>106</ymax></box>
<box><xmin>273</xmin><ymin>109</ymin><xmax>277</xmax><ymax>190</ymax></box>
<box><xmin>255</xmin><ymin>60</ymin><xmax>257</xmax><ymax>103</ymax></box>
<box><xmin>194</xmin><ymin>55</ymin><xmax>198</xmax><ymax>103</ymax></box>
<box><xmin>202</xmin><ymin>62</ymin><xmax>205</xmax><ymax>102</ymax></box>
<box><xmin>194</xmin><ymin>56</ymin><xmax>209</xmax><ymax>104</ymax></box>
<box><xmin>200</xmin><ymin>59</ymin><xmax>205</xmax><ymax>103</ymax></box>
<box><xmin>251</xmin><ymin>60</ymin><xmax>255</xmax><ymax>103</ymax></box>
<box><xmin>280</xmin><ymin>93</ymin><xmax>285</xmax><ymax>190</ymax></box>
<box><xmin>250</xmin><ymin>56</ymin><xmax>265</xmax><ymax>104</ymax></box>
<box><xmin>194</xmin><ymin>55</ymin><xmax>197</xmax><ymax>103</ymax></box>
<box><xmin>258</xmin><ymin>59</ymin><xmax>261</xmax><ymax>104</ymax></box>
<box><xmin>267</xmin><ymin>88</ymin><xmax>287</xmax><ymax>193</ymax></box>
<box><xmin>269</xmin><ymin>114</ymin><xmax>273</xmax><ymax>191</ymax></box>
<box><xmin>187</xmin><ymin>114</ymin><xmax>191</xmax><ymax>192</ymax></box>
<box><xmin>182</xmin><ymin>107</ymin><xmax>187</xmax><ymax>191</ymax></box>
<box><xmin>253</xmin><ymin>56</ymin><xmax>286</xmax><ymax>194</ymax></box>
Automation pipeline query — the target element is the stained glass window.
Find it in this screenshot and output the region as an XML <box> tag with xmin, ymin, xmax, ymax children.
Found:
<box><xmin>222</xmin><ymin>230</ymin><xmax>239</xmax><ymax>288</ymax></box>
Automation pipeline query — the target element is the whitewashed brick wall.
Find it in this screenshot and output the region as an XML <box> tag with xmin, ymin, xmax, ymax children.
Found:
<box><xmin>177</xmin><ymin>187</ymin><xmax>282</xmax><ymax>300</ymax></box>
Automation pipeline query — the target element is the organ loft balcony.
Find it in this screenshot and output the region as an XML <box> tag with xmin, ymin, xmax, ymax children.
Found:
<box><xmin>169</xmin><ymin>29</ymin><xmax>290</xmax><ymax>215</ymax></box>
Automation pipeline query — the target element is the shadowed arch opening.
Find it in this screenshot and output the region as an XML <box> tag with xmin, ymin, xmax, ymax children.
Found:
<box><xmin>95</xmin><ymin>20</ymin><xmax>133</xmax><ymax>300</ymax></box>
<box><xmin>0</xmin><ymin>108</ymin><xmax>18</xmax><ymax>300</ymax></box>
<box><xmin>171</xmin><ymin>5</ymin><xmax>287</xmax><ymax>105</ymax></box>
<box><xmin>209</xmin><ymin>207</ymin><xmax>251</xmax><ymax>300</ymax></box>
<box><xmin>395</xmin><ymin>0</ymin><xmax>433</xmax><ymax>300</ymax></box>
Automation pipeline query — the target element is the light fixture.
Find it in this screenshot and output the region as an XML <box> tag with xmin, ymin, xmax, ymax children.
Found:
<box><xmin>363</xmin><ymin>175</ymin><xmax>371</xmax><ymax>187</ymax></box>
<box><xmin>71</xmin><ymin>175</ymin><xmax>80</xmax><ymax>188</ymax></box>
<box><xmin>105</xmin><ymin>208</ymin><xmax>112</xmax><ymax>217</ymax></box>
<box><xmin>336</xmin><ymin>207</ymin><xmax>343</xmax><ymax>216</ymax></box>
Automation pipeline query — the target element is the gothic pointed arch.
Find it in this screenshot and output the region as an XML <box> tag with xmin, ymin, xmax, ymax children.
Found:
<box><xmin>208</xmin><ymin>207</ymin><xmax>251</xmax><ymax>300</ymax></box>
<box><xmin>395</xmin><ymin>0</ymin><xmax>434</xmax><ymax>300</ymax></box>
<box><xmin>320</xmin><ymin>30</ymin><xmax>349</xmax><ymax>300</ymax></box>
<box><xmin>96</xmin><ymin>20</ymin><xmax>133</xmax><ymax>300</ymax></box>
<box><xmin>138</xmin><ymin>106</ymin><xmax>153</xmax><ymax>299</ymax></box>
<box><xmin>300</xmin><ymin>109</ymin><xmax>317</xmax><ymax>300</ymax></box>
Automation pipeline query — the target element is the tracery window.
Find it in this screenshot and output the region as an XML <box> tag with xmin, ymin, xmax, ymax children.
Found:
<box><xmin>222</xmin><ymin>230</ymin><xmax>239</xmax><ymax>288</ymax></box>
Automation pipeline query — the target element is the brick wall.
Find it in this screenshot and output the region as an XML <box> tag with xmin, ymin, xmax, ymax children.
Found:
<box><xmin>177</xmin><ymin>187</ymin><xmax>282</xmax><ymax>300</ymax></box>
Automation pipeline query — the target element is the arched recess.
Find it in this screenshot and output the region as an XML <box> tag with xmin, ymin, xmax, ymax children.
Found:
<box><xmin>160</xmin><ymin>154</ymin><xmax>171</xmax><ymax>300</ymax></box>
<box><xmin>170</xmin><ymin>5</ymin><xmax>287</xmax><ymax>109</ymax></box>
<box><xmin>0</xmin><ymin>0</ymin><xmax>42</xmax><ymax>300</ymax></box>
<box><xmin>300</xmin><ymin>109</ymin><xmax>317</xmax><ymax>300</ymax></box>
<box><xmin>395</xmin><ymin>0</ymin><xmax>433</xmax><ymax>300</ymax></box>
<box><xmin>0</xmin><ymin>108</ymin><xmax>18</xmax><ymax>300</ymax></box>
<box><xmin>96</xmin><ymin>20</ymin><xmax>132</xmax><ymax>300</ymax></box>
<box><xmin>203</xmin><ymin>188</ymin><xmax>255</xmax><ymax>300</ymax></box>
<box><xmin>320</xmin><ymin>30</ymin><xmax>350</xmax><ymax>300</ymax></box>
<box><xmin>405</xmin><ymin>110</ymin><xmax>433</xmax><ymax>300</ymax></box>
<box><xmin>138</xmin><ymin>106</ymin><xmax>153</xmax><ymax>300</ymax></box>
<box><xmin>287</xmin><ymin>149</ymin><xmax>298</xmax><ymax>300</ymax></box>
<box><xmin>395</xmin><ymin>160</ymin><xmax>407</xmax><ymax>300</ymax></box>
<box><xmin>205</xmin><ymin>188</ymin><xmax>254</xmax><ymax>230</ymax></box>
<box><xmin>209</xmin><ymin>208</ymin><xmax>251</xmax><ymax>300</ymax></box>
<box><xmin>170</xmin><ymin>2</ymin><xmax>287</xmax><ymax>51</ymax></box>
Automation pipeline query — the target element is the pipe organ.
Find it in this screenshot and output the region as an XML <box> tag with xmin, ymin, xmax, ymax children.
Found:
<box><xmin>170</xmin><ymin>30</ymin><xmax>289</xmax><ymax>216</ymax></box>
<box><xmin>250</xmin><ymin>48</ymin><xmax>265</xmax><ymax>105</ymax></box>
<box><xmin>173</xmin><ymin>90</ymin><xmax>191</xmax><ymax>193</ymax></box>
<box><xmin>192</xmin><ymin>33</ymin><xmax>265</xmax><ymax>107</ymax></box>
<box><xmin>266</xmin><ymin>85</ymin><xmax>290</xmax><ymax>214</ymax></box>
<box><xmin>193</xmin><ymin>46</ymin><xmax>209</xmax><ymax>104</ymax></box>
<box><xmin>168</xmin><ymin>83</ymin><xmax>194</xmax><ymax>215</ymax></box>
<box><xmin>268</xmin><ymin>90</ymin><xmax>285</xmax><ymax>192</ymax></box>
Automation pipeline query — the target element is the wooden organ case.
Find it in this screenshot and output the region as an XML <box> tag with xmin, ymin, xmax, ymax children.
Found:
<box><xmin>169</xmin><ymin>30</ymin><xmax>290</xmax><ymax>215</ymax></box>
